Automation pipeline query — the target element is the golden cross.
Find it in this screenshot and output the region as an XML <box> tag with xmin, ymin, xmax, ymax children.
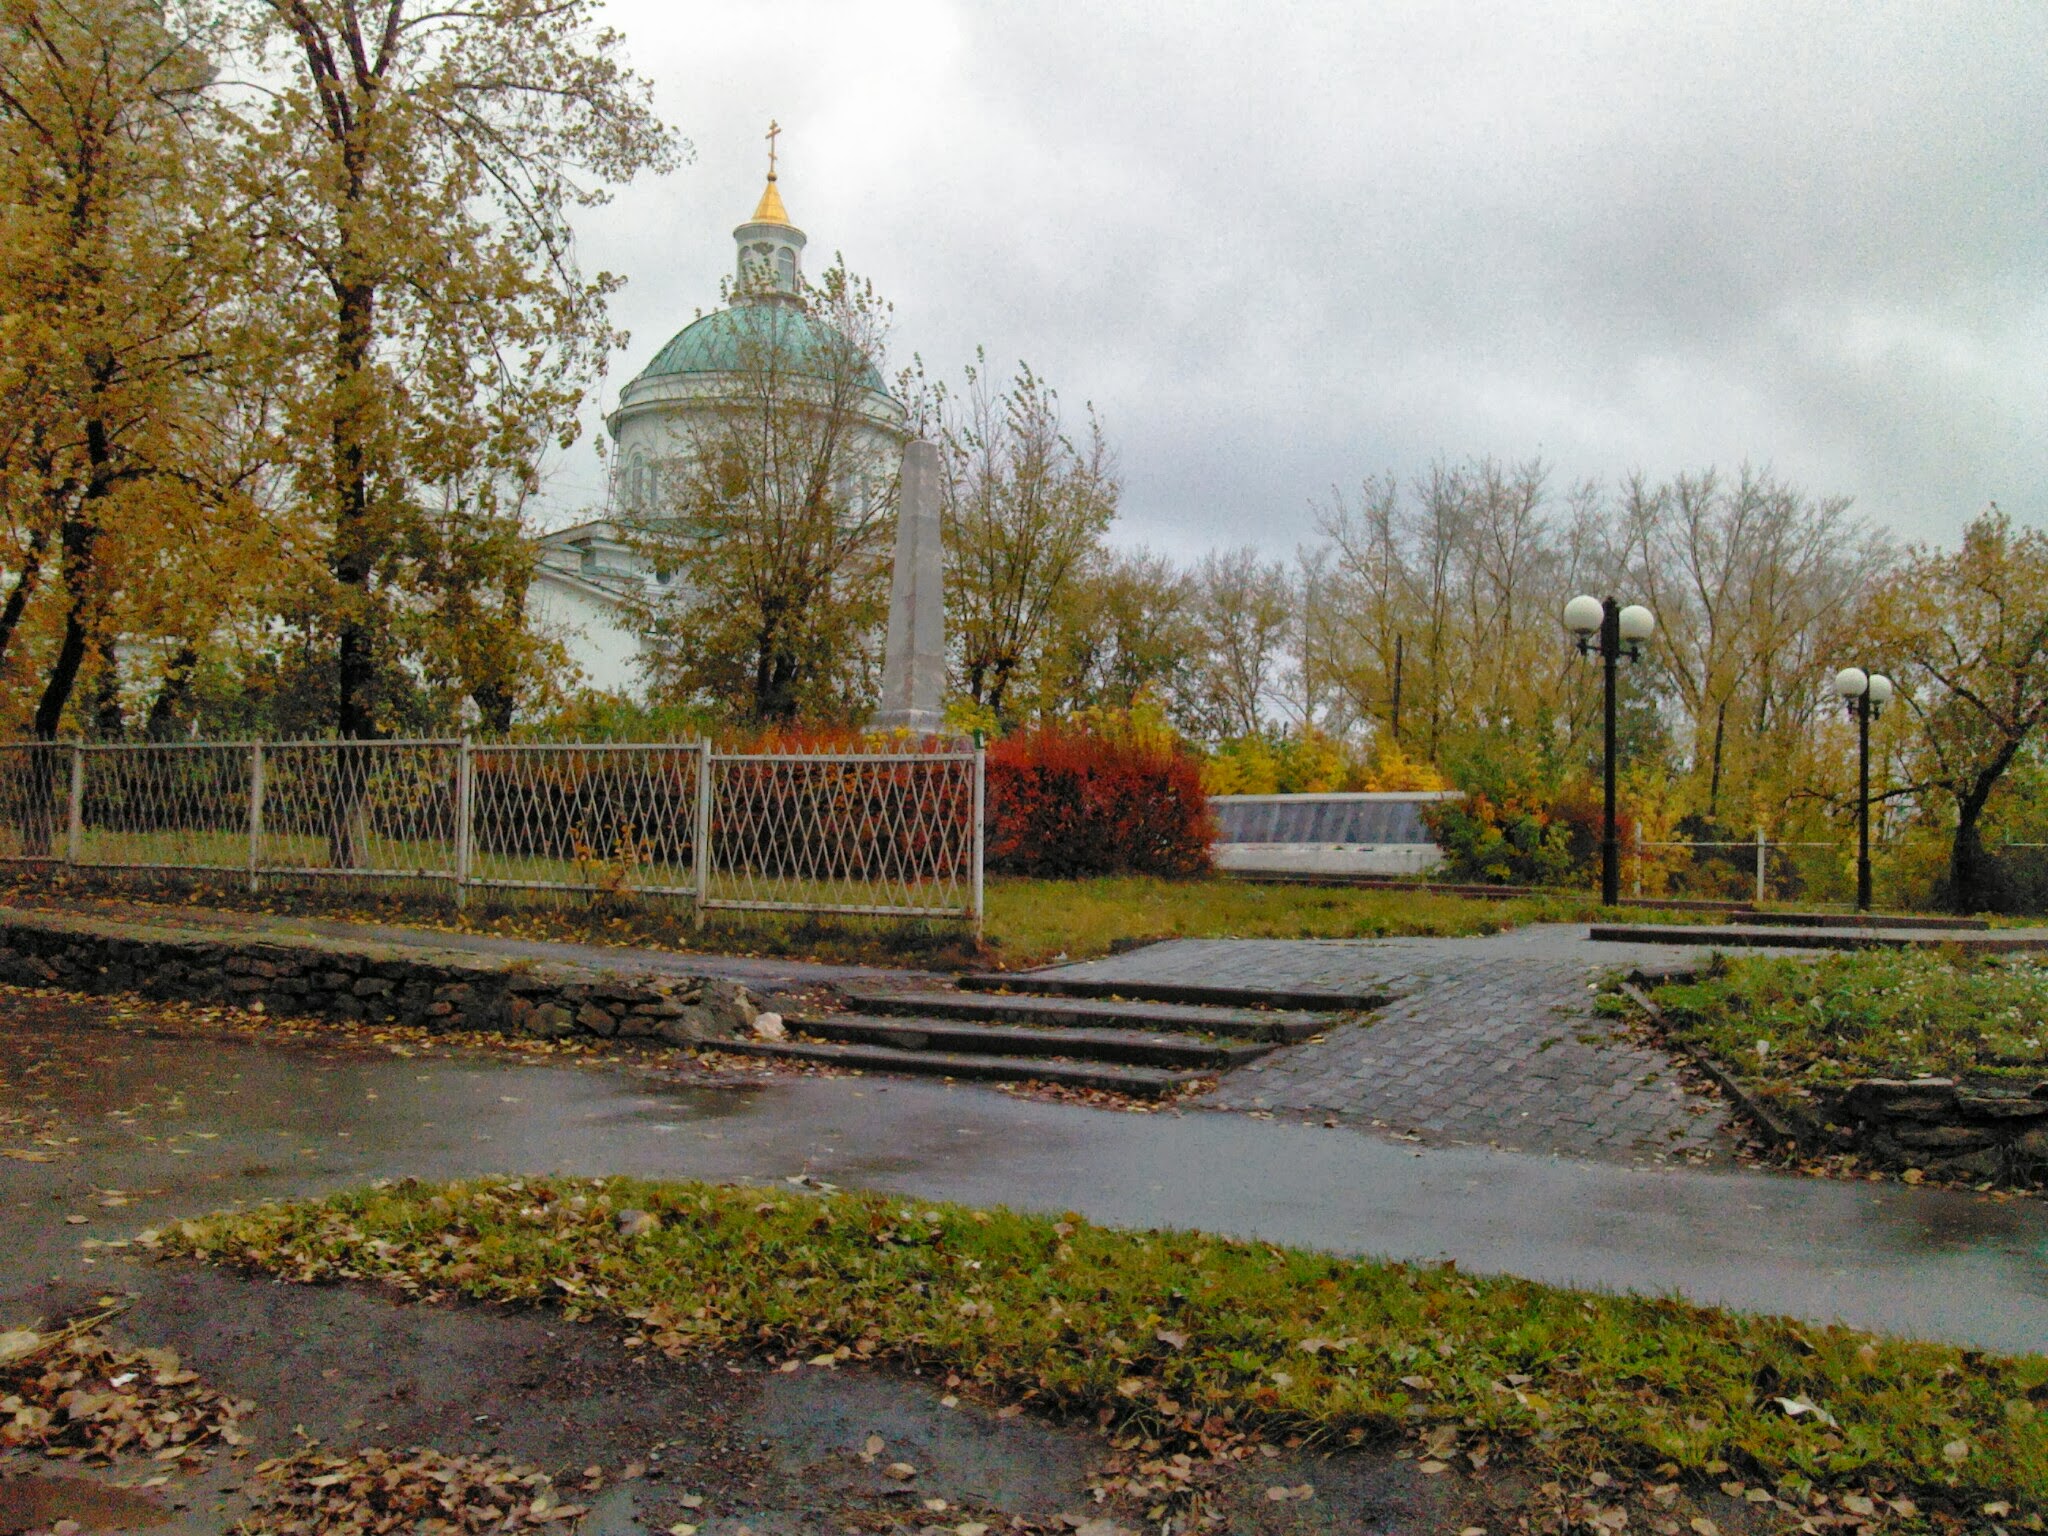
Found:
<box><xmin>765</xmin><ymin>119</ymin><xmax>780</xmax><ymax>178</ymax></box>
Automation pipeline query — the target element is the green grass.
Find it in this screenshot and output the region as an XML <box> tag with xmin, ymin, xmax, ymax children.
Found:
<box><xmin>18</xmin><ymin>860</ymin><xmax>1721</xmax><ymax>971</ymax></box>
<box><xmin>980</xmin><ymin>876</ymin><xmax>1712</xmax><ymax>963</ymax></box>
<box><xmin>165</xmin><ymin>1177</ymin><xmax>2047</xmax><ymax>1515</ymax></box>
<box><xmin>1647</xmin><ymin>950</ymin><xmax>2048</xmax><ymax>1088</ymax></box>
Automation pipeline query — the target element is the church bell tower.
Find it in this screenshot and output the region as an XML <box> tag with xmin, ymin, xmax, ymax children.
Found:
<box><xmin>734</xmin><ymin>120</ymin><xmax>805</xmax><ymax>300</ymax></box>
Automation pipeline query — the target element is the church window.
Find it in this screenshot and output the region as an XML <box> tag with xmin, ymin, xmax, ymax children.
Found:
<box><xmin>776</xmin><ymin>248</ymin><xmax>796</xmax><ymax>289</ymax></box>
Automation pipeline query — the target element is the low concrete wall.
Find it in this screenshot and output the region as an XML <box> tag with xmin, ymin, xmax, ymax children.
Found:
<box><xmin>1213</xmin><ymin>844</ymin><xmax>1443</xmax><ymax>877</ymax></box>
<box><xmin>0</xmin><ymin>910</ymin><xmax>757</xmax><ymax>1045</ymax></box>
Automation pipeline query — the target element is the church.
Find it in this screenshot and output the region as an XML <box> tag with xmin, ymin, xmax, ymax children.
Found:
<box><xmin>528</xmin><ymin>137</ymin><xmax>910</xmax><ymax>697</ymax></box>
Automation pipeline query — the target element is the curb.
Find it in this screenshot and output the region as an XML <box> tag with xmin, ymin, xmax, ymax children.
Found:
<box><xmin>1618</xmin><ymin>979</ymin><xmax>1819</xmax><ymax>1150</ymax></box>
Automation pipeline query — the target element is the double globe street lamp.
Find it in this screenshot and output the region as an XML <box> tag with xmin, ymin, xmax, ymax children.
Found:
<box><xmin>1565</xmin><ymin>594</ymin><xmax>1655</xmax><ymax>906</ymax></box>
<box><xmin>1833</xmin><ymin>666</ymin><xmax>1893</xmax><ymax>913</ymax></box>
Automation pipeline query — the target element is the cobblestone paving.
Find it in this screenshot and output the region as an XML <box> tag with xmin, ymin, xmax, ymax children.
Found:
<box><xmin>1041</xmin><ymin>926</ymin><xmax>1747</xmax><ymax>1164</ymax></box>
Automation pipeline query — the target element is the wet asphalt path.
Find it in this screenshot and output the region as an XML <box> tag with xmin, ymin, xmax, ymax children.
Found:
<box><xmin>3</xmin><ymin>1003</ymin><xmax>2044</xmax><ymax>1357</ymax></box>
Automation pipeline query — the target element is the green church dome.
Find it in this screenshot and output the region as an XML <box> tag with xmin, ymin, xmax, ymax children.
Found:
<box><xmin>632</xmin><ymin>303</ymin><xmax>888</xmax><ymax>396</ymax></box>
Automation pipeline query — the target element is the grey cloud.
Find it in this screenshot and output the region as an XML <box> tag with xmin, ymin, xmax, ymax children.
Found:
<box><xmin>547</xmin><ymin>0</ymin><xmax>2048</xmax><ymax>552</ymax></box>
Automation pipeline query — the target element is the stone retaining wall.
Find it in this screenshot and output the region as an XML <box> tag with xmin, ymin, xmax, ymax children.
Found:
<box><xmin>0</xmin><ymin>911</ymin><xmax>758</xmax><ymax>1045</ymax></box>
<box><xmin>1822</xmin><ymin>1077</ymin><xmax>2048</xmax><ymax>1180</ymax></box>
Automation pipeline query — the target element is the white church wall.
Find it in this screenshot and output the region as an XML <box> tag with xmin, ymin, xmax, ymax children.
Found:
<box><xmin>527</xmin><ymin>571</ymin><xmax>645</xmax><ymax>698</ymax></box>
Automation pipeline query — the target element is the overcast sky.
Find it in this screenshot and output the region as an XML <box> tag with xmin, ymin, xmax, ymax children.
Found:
<box><xmin>542</xmin><ymin>1</ymin><xmax>2048</xmax><ymax>560</ymax></box>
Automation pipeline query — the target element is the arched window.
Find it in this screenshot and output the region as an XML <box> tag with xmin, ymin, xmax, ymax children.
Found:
<box><xmin>776</xmin><ymin>247</ymin><xmax>797</xmax><ymax>290</ymax></box>
<box><xmin>623</xmin><ymin>452</ymin><xmax>648</xmax><ymax>511</ymax></box>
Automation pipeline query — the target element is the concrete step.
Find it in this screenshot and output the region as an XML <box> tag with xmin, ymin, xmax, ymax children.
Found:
<box><xmin>839</xmin><ymin>986</ymin><xmax>1334</xmax><ymax>1042</ymax></box>
<box><xmin>790</xmin><ymin>1012</ymin><xmax>1276</xmax><ymax>1069</ymax></box>
<box><xmin>1741</xmin><ymin>911</ymin><xmax>1989</xmax><ymax>932</ymax></box>
<box><xmin>958</xmin><ymin>971</ymin><xmax>1387</xmax><ymax>1014</ymax></box>
<box><xmin>1591</xmin><ymin>923</ymin><xmax>2048</xmax><ymax>953</ymax></box>
<box><xmin>712</xmin><ymin>1037</ymin><xmax>1206</xmax><ymax>1098</ymax></box>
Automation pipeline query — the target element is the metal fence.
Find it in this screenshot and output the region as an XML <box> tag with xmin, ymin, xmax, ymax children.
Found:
<box><xmin>0</xmin><ymin>738</ymin><xmax>984</xmax><ymax>933</ymax></box>
<box><xmin>1632</xmin><ymin>829</ymin><xmax>1846</xmax><ymax>904</ymax></box>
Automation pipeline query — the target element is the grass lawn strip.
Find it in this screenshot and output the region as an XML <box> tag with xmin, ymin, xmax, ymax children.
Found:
<box><xmin>1645</xmin><ymin>952</ymin><xmax>2048</xmax><ymax>1089</ymax></box>
<box><xmin>11</xmin><ymin>872</ymin><xmax>1721</xmax><ymax>972</ymax></box>
<box><xmin>162</xmin><ymin>1177</ymin><xmax>2048</xmax><ymax>1523</ymax></box>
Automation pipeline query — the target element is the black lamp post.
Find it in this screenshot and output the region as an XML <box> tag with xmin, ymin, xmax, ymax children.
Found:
<box><xmin>1832</xmin><ymin>666</ymin><xmax>1892</xmax><ymax>912</ymax></box>
<box><xmin>1564</xmin><ymin>594</ymin><xmax>1655</xmax><ymax>906</ymax></box>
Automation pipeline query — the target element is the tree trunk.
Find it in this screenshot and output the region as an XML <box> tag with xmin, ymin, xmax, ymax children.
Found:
<box><xmin>33</xmin><ymin>555</ymin><xmax>92</xmax><ymax>740</ymax></box>
<box><xmin>0</xmin><ymin>527</ymin><xmax>48</xmax><ymax>674</ymax></box>
<box><xmin>326</xmin><ymin>276</ymin><xmax>377</xmax><ymax>868</ymax></box>
<box><xmin>144</xmin><ymin>643</ymin><xmax>200</xmax><ymax>739</ymax></box>
<box><xmin>1708</xmin><ymin>698</ymin><xmax>1727</xmax><ymax>820</ymax></box>
<box><xmin>330</xmin><ymin>278</ymin><xmax>377</xmax><ymax>743</ymax></box>
<box><xmin>1949</xmin><ymin>779</ymin><xmax>2002</xmax><ymax>915</ymax></box>
<box><xmin>92</xmin><ymin>636</ymin><xmax>122</xmax><ymax>740</ymax></box>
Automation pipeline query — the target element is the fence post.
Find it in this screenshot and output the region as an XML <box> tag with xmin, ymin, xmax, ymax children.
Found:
<box><xmin>693</xmin><ymin>739</ymin><xmax>713</xmax><ymax>930</ymax></box>
<box><xmin>248</xmin><ymin>742</ymin><xmax>265</xmax><ymax>893</ymax></box>
<box><xmin>970</xmin><ymin>742</ymin><xmax>986</xmax><ymax>945</ymax></box>
<box><xmin>1755</xmin><ymin>826</ymin><xmax>1766</xmax><ymax>906</ymax></box>
<box><xmin>65</xmin><ymin>746</ymin><xmax>83</xmax><ymax>865</ymax></box>
<box><xmin>453</xmin><ymin>735</ymin><xmax>474</xmax><ymax>911</ymax></box>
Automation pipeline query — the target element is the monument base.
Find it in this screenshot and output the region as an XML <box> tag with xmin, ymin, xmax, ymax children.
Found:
<box><xmin>870</xmin><ymin>707</ymin><xmax>951</xmax><ymax>738</ymax></box>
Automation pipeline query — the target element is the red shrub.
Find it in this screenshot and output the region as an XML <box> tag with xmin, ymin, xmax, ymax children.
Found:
<box><xmin>986</xmin><ymin>725</ymin><xmax>1215</xmax><ymax>877</ymax></box>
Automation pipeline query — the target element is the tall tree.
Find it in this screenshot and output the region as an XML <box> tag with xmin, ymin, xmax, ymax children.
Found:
<box><xmin>624</xmin><ymin>262</ymin><xmax>901</xmax><ymax>723</ymax></box>
<box><xmin>1190</xmin><ymin>546</ymin><xmax>1294</xmax><ymax>738</ymax></box>
<box><xmin>1619</xmin><ymin>465</ymin><xmax>1880</xmax><ymax>820</ymax></box>
<box><xmin>0</xmin><ymin>0</ymin><xmax>258</xmax><ymax>738</ymax></box>
<box><xmin>1035</xmin><ymin>545</ymin><xmax>1196</xmax><ymax>723</ymax></box>
<box><xmin>1875</xmin><ymin>508</ymin><xmax>2048</xmax><ymax>912</ymax></box>
<box><xmin>940</xmin><ymin>352</ymin><xmax>1118</xmax><ymax>724</ymax></box>
<box><xmin>242</xmin><ymin>0</ymin><xmax>675</xmax><ymax>737</ymax></box>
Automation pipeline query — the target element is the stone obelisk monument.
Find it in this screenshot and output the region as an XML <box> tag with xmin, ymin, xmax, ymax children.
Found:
<box><xmin>873</xmin><ymin>438</ymin><xmax>947</xmax><ymax>735</ymax></box>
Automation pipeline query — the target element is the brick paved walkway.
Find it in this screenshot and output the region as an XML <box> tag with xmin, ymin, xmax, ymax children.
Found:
<box><xmin>1038</xmin><ymin>927</ymin><xmax>1743</xmax><ymax>1164</ymax></box>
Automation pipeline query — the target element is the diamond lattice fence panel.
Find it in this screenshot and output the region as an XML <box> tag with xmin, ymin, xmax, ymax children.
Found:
<box><xmin>706</xmin><ymin>750</ymin><xmax>975</xmax><ymax>916</ymax></box>
<box><xmin>470</xmin><ymin>744</ymin><xmax>699</xmax><ymax>895</ymax></box>
<box><xmin>0</xmin><ymin>744</ymin><xmax>68</xmax><ymax>861</ymax></box>
<box><xmin>256</xmin><ymin>741</ymin><xmax>458</xmax><ymax>877</ymax></box>
<box><xmin>78</xmin><ymin>744</ymin><xmax>253</xmax><ymax>869</ymax></box>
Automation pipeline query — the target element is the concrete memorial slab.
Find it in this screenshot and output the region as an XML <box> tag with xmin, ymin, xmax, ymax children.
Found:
<box><xmin>872</xmin><ymin>438</ymin><xmax>947</xmax><ymax>736</ymax></box>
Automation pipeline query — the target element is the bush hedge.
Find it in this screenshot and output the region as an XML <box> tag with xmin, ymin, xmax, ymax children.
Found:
<box><xmin>987</xmin><ymin>724</ymin><xmax>1214</xmax><ymax>877</ymax></box>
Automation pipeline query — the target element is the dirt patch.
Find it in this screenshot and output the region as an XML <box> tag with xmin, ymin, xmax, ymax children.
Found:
<box><xmin>0</xmin><ymin>1472</ymin><xmax>169</xmax><ymax>1534</ymax></box>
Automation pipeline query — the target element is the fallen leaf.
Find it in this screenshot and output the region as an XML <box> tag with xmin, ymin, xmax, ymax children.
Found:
<box><xmin>0</xmin><ymin>1328</ymin><xmax>42</xmax><ymax>1364</ymax></box>
<box><xmin>1942</xmin><ymin>1439</ymin><xmax>1970</xmax><ymax>1465</ymax></box>
<box><xmin>885</xmin><ymin>1462</ymin><xmax>917</xmax><ymax>1480</ymax></box>
<box><xmin>1774</xmin><ymin>1395</ymin><xmax>1839</xmax><ymax>1428</ymax></box>
<box><xmin>1417</xmin><ymin>1460</ymin><xmax>1449</xmax><ymax>1475</ymax></box>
